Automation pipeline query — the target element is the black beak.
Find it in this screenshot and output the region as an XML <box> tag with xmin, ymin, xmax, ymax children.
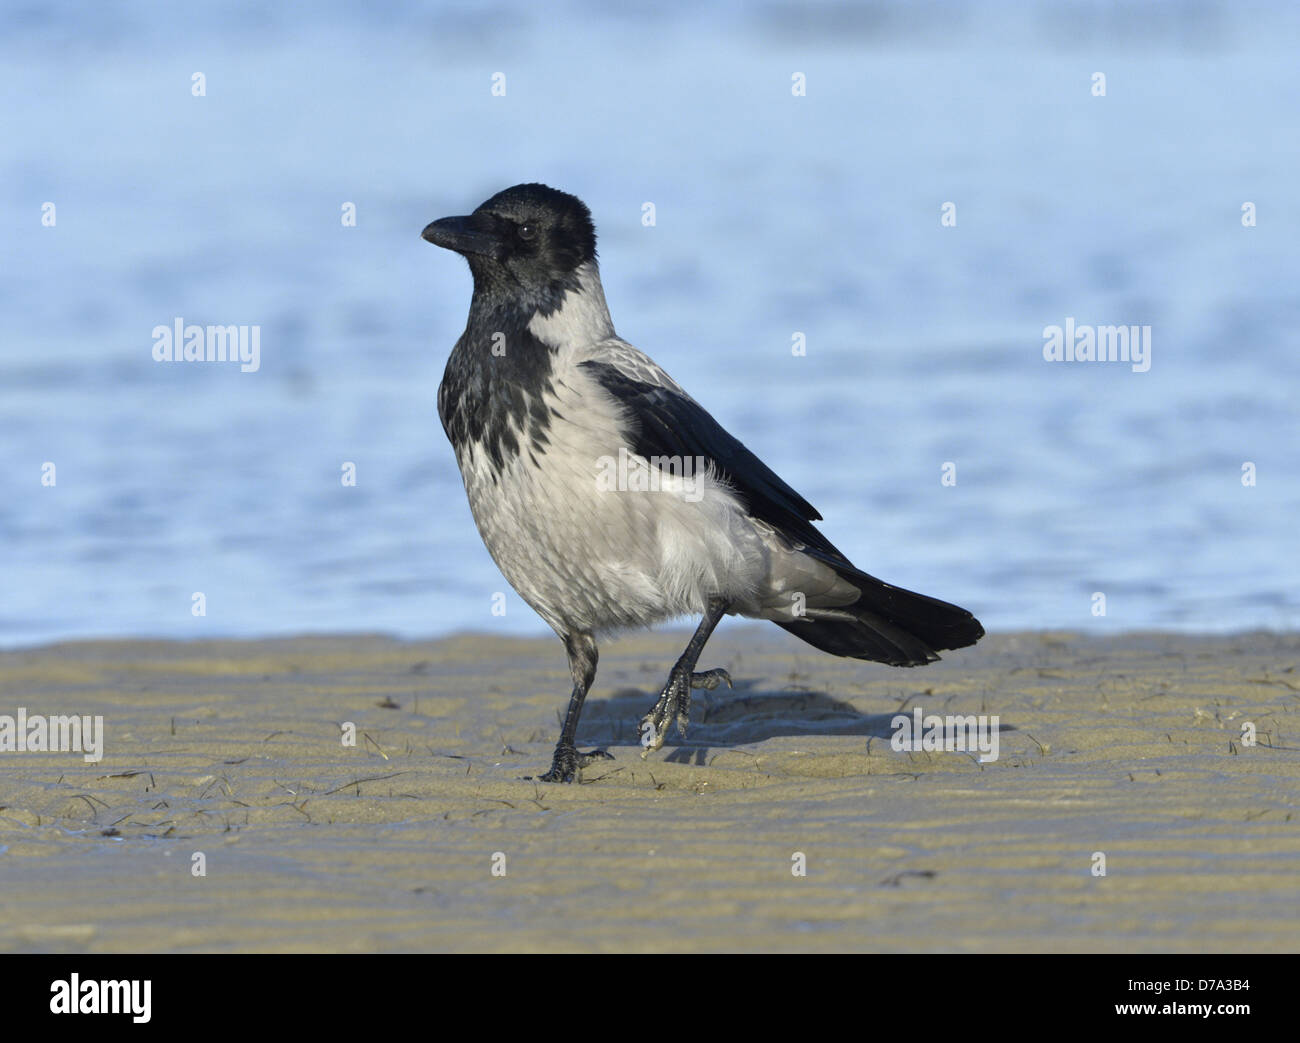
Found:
<box><xmin>421</xmin><ymin>214</ymin><xmax>502</xmax><ymax>258</ymax></box>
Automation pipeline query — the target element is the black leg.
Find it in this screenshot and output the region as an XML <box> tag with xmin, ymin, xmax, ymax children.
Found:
<box><xmin>532</xmin><ymin>631</ymin><xmax>613</xmax><ymax>783</ymax></box>
<box><xmin>640</xmin><ymin>597</ymin><xmax>732</xmax><ymax>754</ymax></box>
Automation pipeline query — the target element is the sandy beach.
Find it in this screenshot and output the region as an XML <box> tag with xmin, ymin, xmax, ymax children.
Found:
<box><xmin>1</xmin><ymin>627</ymin><xmax>1297</xmax><ymax>953</ymax></box>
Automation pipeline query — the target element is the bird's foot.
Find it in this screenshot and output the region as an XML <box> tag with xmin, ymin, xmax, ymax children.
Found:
<box><xmin>529</xmin><ymin>743</ymin><xmax>614</xmax><ymax>784</ymax></box>
<box><xmin>639</xmin><ymin>667</ymin><xmax>732</xmax><ymax>755</ymax></box>
<box><xmin>691</xmin><ymin>668</ymin><xmax>732</xmax><ymax>692</ymax></box>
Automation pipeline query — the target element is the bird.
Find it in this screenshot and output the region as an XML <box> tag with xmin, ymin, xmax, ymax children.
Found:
<box><xmin>422</xmin><ymin>183</ymin><xmax>984</xmax><ymax>783</ymax></box>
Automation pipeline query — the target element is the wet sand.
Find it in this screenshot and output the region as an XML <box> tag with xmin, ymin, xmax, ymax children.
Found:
<box><xmin>1</xmin><ymin>627</ymin><xmax>1298</xmax><ymax>952</ymax></box>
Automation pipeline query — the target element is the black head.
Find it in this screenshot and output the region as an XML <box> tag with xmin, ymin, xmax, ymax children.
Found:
<box><xmin>422</xmin><ymin>183</ymin><xmax>597</xmax><ymax>306</ymax></box>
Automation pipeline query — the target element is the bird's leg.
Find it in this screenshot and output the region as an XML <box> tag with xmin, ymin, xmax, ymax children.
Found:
<box><xmin>640</xmin><ymin>597</ymin><xmax>732</xmax><ymax>755</ymax></box>
<box><xmin>532</xmin><ymin>631</ymin><xmax>613</xmax><ymax>783</ymax></box>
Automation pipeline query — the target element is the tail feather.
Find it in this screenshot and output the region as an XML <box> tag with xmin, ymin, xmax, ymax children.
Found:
<box><xmin>777</xmin><ymin>557</ymin><xmax>984</xmax><ymax>668</ymax></box>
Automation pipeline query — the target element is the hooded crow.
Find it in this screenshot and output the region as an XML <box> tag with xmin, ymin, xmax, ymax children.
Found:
<box><xmin>422</xmin><ymin>183</ymin><xmax>984</xmax><ymax>782</ymax></box>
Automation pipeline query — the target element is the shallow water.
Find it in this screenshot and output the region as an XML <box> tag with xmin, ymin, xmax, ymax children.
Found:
<box><xmin>2</xmin><ymin>1</ymin><xmax>1298</xmax><ymax>646</ymax></box>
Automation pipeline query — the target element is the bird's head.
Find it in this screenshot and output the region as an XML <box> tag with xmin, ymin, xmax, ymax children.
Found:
<box><xmin>422</xmin><ymin>183</ymin><xmax>598</xmax><ymax>307</ymax></box>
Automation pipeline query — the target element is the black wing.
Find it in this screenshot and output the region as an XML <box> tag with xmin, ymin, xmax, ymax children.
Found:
<box><xmin>581</xmin><ymin>361</ymin><xmax>844</xmax><ymax>559</ymax></box>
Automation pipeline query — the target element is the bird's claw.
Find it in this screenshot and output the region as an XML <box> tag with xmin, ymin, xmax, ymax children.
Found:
<box><xmin>529</xmin><ymin>743</ymin><xmax>613</xmax><ymax>783</ymax></box>
<box><xmin>691</xmin><ymin>668</ymin><xmax>732</xmax><ymax>692</ymax></box>
<box><xmin>639</xmin><ymin>667</ymin><xmax>732</xmax><ymax>756</ymax></box>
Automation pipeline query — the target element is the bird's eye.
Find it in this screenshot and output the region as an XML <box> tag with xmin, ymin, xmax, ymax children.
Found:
<box><xmin>518</xmin><ymin>223</ymin><xmax>536</xmax><ymax>241</ymax></box>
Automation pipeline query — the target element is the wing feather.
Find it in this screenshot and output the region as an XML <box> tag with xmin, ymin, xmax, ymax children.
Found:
<box><xmin>579</xmin><ymin>345</ymin><xmax>841</xmax><ymax>559</ymax></box>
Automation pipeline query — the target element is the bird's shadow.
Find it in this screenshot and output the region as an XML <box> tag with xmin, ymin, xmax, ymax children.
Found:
<box><xmin>577</xmin><ymin>679</ymin><xmax>940</xmax><ymax>766</ymax></box>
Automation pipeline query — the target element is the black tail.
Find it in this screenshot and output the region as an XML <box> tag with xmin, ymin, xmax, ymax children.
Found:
<box><xmin>776</xmin><ymin>556</ymin><xmax>984</xmax><ymax>667</ymax></box>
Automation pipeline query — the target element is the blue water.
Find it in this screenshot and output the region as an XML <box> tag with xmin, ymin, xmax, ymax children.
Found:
<box><xmin>2</xmin><ymin>0</ymin><xmax>1298</xmax><ymax>647</ymax></box>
